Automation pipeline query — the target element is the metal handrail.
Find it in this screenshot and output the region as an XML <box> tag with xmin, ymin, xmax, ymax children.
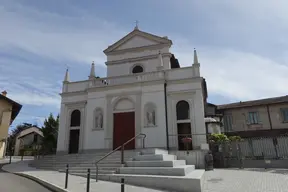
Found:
<box><xmin>95</xmin><ymin>133</ymin><xmax>146</xmax><ymax>181</ymax></box>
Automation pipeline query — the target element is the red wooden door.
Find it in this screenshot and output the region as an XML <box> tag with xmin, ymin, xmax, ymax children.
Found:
<box><xmin>113</xmin><ymin>112</ymin><xmax>135</xmax><ymax>150</ymax></box>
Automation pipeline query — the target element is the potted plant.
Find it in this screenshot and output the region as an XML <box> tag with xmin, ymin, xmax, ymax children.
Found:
<box><xmin>181</xmin><ymin>137</ymin><xmax>192</xmax><ymax>154</ymax></box>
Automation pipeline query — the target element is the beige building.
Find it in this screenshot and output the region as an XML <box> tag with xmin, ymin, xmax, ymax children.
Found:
<box><xmin>14</xmin><ymin>127</ymin><xmax>43</xmax><ymax>156</ymax></box>
<box><xmin>0</xmin><ymin>91</ymin><xmax>22</xmax><ymax>158</ymax></box>
<box><xmin>218</xmin><ymin>95</ymin><xmax>288</xmax><ymax>137</ymax></box>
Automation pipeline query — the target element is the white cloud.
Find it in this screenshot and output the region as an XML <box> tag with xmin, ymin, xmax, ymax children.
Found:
<box><xmin>1</xmin><ymin>0</ymin><xmax>288</xmax><ymax>107</ymax></box>
<box><xmin>173</xmin><ymin>46</ymin><xmax>288</xmax><ymax>101</ymax></box>
<box><xmin>0</xmin><ymin>2</ymin><xmax>126</xmax><ymax>65</ymax></box>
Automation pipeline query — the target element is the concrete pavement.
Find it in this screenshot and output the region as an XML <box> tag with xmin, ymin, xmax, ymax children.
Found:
<box><xmin>2</xmin><ymin>161</ymin><xmax>167</xmax><ymax>192</ymax></box>
<box><xmin>0</xmin><ymin>164</ymin><xmax>51</xmax><ymax>192</ymax></box>
<box><xmin>3</xmin><ymin>161</ymin><xmax>288</xmax><ymax>192</ymax></box>
<box><xmin>203</xmin><ymin>169</ymin><xmax>288</xmax><ymax>192</ymax></box>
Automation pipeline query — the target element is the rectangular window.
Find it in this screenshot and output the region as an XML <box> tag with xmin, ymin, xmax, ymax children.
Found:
<box><xmin>280</xmin><ymin>108</ymin><xmax>288</xmax><ymax>122</ymax></box>
<box><xmin>248</xmin><ymin>112</ymin><xmax>259</xmax><ymax>124</ymax></box>
<box><xmin>33</xmin><ymin>134</ymin><xmax>38</xmax><ymax>143</ymax></box>
<box><xmin>223</xmin><ymin>114</ymin><xmax>233</xmax><ymax>132</ymax></box>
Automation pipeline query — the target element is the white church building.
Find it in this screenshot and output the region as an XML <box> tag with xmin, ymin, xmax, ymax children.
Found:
<box><xmin>56</xmin><ymin>26</ymin><xmax>208</xmax><ymax>155</ymax></box>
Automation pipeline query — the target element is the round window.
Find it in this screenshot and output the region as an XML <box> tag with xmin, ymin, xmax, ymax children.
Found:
<box><xmin>132</xmin><ymin>65</ymin><xmax>144</xmax><ymax>74</ymax></box>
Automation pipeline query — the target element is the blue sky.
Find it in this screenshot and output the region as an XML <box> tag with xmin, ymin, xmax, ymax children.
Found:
<box><xmin>1</xmin><ymin>0</ymin><xmax>288</xmax><ymax>130</ymax></box>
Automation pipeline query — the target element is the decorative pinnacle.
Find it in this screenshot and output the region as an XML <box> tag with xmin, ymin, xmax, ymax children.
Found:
<box><xmin>193</xmin><ymin>48</ymin><xmax>199</xmax><ymax>65</ymax></box>
<box><xmin>64</xmin><ymin>67</ymin><xmax>70</xmax><ymax>82</ymax></box>
<box><xmin>134</xmin><ymin>20</ymin><xmax>139</xmax><ymax>30</ymax></box>
<box><xmin>89</xmin><ymin>60</ymin><xmax>95</xmax><ymax>79</ymax></box>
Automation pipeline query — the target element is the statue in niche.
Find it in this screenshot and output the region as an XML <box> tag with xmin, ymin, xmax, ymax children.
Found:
<box><xmin>95</xmin><ymin>109</ymin><xmax>103</xmax><ymax>129</ymax></box>
<box><xmin>146</xmin><ymin>110</ymin><xmax>156</xmax><ymax>126</ymax></box>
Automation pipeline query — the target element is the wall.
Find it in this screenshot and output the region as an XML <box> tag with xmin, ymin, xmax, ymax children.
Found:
<box><xmin>107</xmin><ymin>56</ymin><xmax>170</xmax><ymax>78</ymax></box>
<box><xmin>141</xmin><ymin>84</ymin><xmax>167</xmax><ymax>148</ymax></box>
<box><xmin>83</xmin><ymin>95</ymin><xmax>106</xmax><ymax>151</ymax></box>
<box><xmin>107</xmin><ymin>55</ymin><xmax>169</xmax><ymax>77</ymax></box>
<box><xmin>167</xmin><ymin>79</ymin><xmax>207</xmax><ymax>149</ymax></box>
<box><xmin>223</xmin><ymin>102</ymin><xmax>288</xmax><ymax>132</ymax></box>
<box><xmin>268</xmin><ymin>103</ymin><xmax>288</xmax><ymax>129</ymax></box>
<box><xmin>0</xmin><ymin>99</ymin><xmax>12</xmax><ymax>158</ymax></box>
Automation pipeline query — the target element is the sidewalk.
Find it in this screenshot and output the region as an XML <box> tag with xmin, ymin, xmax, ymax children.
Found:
<box><xmin>0</xmin><ymin>156</ymin><xmax>34</xmax><ymax>164</ymax></box>
<box><xmin>2</xmin><ymin>161</ymin><xmax>166</xmax><ymax>192</ymax></box>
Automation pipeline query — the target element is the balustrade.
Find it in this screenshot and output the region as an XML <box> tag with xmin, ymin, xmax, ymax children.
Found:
<box><xmin>93</xmin><ymin>71</ymin><xmax>165</xmax><ymax>87</ymax></box>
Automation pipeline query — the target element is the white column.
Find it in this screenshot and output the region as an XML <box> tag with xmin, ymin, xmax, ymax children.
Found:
<box><xmin>57</xmin><ymin>103</ymin><xmax>68</xmax><ymax>154</ymax></box>
<box><xmin>193</xmin><ymin>90</ymin><xmax>207</xmax><ymax>148</ymax></box>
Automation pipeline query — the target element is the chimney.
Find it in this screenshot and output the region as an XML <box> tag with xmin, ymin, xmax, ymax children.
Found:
<box><xmin>1</xmin><ymin>90</ymin><xmax>7</xmax><ymax>96</ymax></box>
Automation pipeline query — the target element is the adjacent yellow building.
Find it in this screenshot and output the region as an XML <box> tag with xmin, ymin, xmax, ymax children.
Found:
<box><xmin>0</xmin><ymin>91</ymin><xmax>22</xmax><ymax>158</ymax></box>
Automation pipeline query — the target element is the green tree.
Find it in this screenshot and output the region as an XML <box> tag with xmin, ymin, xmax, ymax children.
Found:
<box><xmin>41</xmin><ymin>113</ymin><xmax>59</xmax><ymax>154</ymax></box>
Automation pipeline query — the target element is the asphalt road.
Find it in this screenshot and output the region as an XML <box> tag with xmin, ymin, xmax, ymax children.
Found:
<box><xmin>0</xmin><ymin>164</ymin><xmax>51</xmax><ymax>192</ymax></box>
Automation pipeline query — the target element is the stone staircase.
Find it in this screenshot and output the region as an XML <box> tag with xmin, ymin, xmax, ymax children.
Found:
<box><xmin>98</xmin><ymin>148</ymin><xmax>204</xmax><ymax>192</ymax></box>
<box><xmin>30</xmin><ymin>150</ymin><xmax>139</xmax><ymax>175</ymax></box>
<box><xmin>30</xmin><ymin>148</ymin><xmax>204</xmax><ymax>192</ymax></box>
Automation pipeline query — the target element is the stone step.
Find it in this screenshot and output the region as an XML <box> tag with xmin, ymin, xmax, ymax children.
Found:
<box><xmin>133</xmin><ymin>154</ymin><xmax>177</xmax><ymax>161</ymax></box>
<box><xmin>32</xmin><ymin>158</ymin><xmax>129</xmax><ymax>164</ymax></box>
<box><xmin>125</xmin><ymin>160</ymin><xmax>186</xmax><ymax>167</ymax></box>
<box><xmin>140</xmin><ymin>148</ymin><xmax>168</xmax><ymax>155</ymax></box>
<box><xmin>59</xmin><ymin>169</ymin><xmax>115</xmax><ymax>174</ymax></box>
<box><xmin>40</xmin><ymin>151</ymin><xmax>139</xmax><ymax>159</ymax></box>
<box><xmin>119</xmin><ymin>165</ymin><xmax>195</xmax><ymax>176</ymax></box>
<box><xmin>63</xmin><ymin>166</ymin><xmax>120</xmax><ymax>171</ymax></box>
<box><xmin>35</xmin><ymin>156</ymin><xmax>132</xmax><ymax>162</ymax></box>
<box><xmin>96</xmin><ymin>170</ymin><xmax>205</xmax><ymax>192</ymax></box>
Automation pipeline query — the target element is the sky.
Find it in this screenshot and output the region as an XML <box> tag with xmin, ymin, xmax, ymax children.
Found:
<box><xmin>1</xmin><ymin>0</ymin><xmax>288</xmax><ymax>130</ymax></box>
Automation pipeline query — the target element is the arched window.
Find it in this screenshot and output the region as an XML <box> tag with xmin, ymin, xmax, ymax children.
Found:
<box><xmin>70</xmin><ymin>109</ymin><xmax>81</xmax><ymax>127</ymax></box>
<box><xmin>176</xmin><ymin>100</ymin><xmax>190</xmax><ymax>120</ymax></box>
<box><xmin>132</xmin><ymin>65</ymin><xmax>143</xmax><ymax>74</ymax></box>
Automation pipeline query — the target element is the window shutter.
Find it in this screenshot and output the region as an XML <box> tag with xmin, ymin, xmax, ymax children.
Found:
<box><xmin>257</xmin><ymin>112</ymin><xmax>261</xmax><ymax>124</ymax></box>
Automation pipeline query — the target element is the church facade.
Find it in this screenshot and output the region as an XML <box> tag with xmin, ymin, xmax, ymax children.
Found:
<box><xmin>56</xmin><ymin>27</ymin><xmax>207</xmax><ymax>154</ymax></box>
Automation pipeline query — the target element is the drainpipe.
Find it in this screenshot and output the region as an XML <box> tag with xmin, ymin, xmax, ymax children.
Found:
<box><xmin>266</xmin><ymin>105</ymin><xmax>273</xmax><ymax>130</ymax></box>
<box><xmin>163</xmin><ymin>72</ymin><xmax>170</xmax><ymax>150</ymax></box>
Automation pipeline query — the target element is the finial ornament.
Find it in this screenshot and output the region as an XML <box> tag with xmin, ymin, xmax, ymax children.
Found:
<box><xmin>89</xmin><ymin>60</ymin><xmax>96</xmax><ymax>79</ymax></box>
<box><xmin>66</xmin><ymin>64</ymin><xmax>69</xmax><ymax>71</ymax></box>
<box><xmin>134</xmin><ymin>20</ymin><xmax>139</xmax><ymax>30</ymax></box>
<box><xmin>64</xmin><ymin>66</ymin><xmax>70</xmax><ymax>82</ymax></box>
<box><xmin>193</xmin><ymin>48</ymin><xmax>199</xmax><ymax>65</ymax></box>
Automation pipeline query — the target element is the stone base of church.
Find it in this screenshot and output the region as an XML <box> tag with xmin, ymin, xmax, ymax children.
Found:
<box><xmin>169</xmin><ymin>150</ymin><xmax>208</xmax><ymax>169</ymax></box>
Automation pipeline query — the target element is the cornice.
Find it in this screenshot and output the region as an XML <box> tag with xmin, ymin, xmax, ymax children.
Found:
<box><xmin>63</xmin><ymin>101</ymin><xmax>87</xmax><ymax>108</ymax></box>
<box><xmin>60</xmin><ymin>91</ymin><xmax>87</xmax><ymax>97</ymax></box>
<box><xmin>105</xmin><ymin>43</ymin><xmax>171</xmax><ymax>56</ymax></box>
<box><xmin>106</xmin><ymin>90</ymin><xmax>142</xmax><ymax>98</ymax></box>
<box><xmin>106</xmin><ymin>53</ymin><xmax>172</xmax><ymax>66</ymax></box>
<box><xmin>88</xmin><ymin>79</ymin><xmax>165</xmax><ymax>92</ymax></box>
<box><xmin>167</xmin><ymin>90</ymin><xmax>196</xmax><ymax>96</ymax></box>
<box><xmin>166</xmin><ymin>77</ymin><xmax>203</xmax><ymax>85</ymax></box>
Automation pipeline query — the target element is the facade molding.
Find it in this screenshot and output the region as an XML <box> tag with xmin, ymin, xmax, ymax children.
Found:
<box><xmin>105</xmin><ymin>53</ymin><xmax>171</xmax><ymax>65</ymax></box>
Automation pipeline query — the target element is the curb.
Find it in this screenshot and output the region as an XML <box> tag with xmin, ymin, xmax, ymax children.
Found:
<box><xmin>1</xmin><ymin>165</ymin><xmax>68</xmax><ymax>192</ymax></box>
<box><xmin>13</xmin><ymin>172</ymin><xmax>69</xmax><ymax>192</ymax></box>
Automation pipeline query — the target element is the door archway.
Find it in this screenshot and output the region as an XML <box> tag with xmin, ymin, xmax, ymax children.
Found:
<box><xmin>176</xmin><ymin>100</ymin><xmax>193</xmax><ymax>150</ymax></box>
<box><xmin>113</xmin><ymin>97</ymin><xmax>135</xmax><ymax>150</ymax></box>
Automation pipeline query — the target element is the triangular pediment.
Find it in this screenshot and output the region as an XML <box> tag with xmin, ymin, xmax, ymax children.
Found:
<box><xmin>104</xmin><ymin>29</ymin><xmax>172</xmax><ymax>54</ymax></box>
<box><xmin>115</xmin><ymin>36</ymin><xmax>158</xmax><ymax>50</ymax></box>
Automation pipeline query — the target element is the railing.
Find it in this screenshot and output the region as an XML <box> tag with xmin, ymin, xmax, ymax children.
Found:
<box><xmin>93</xmin><ymin>71</ymin><xmax>164</xmax><ymax>87</ymax></box>
<box><xmin>95</xmin><ymin>133</ymin><xmax>146</xmax><ymax>182</ymax></box>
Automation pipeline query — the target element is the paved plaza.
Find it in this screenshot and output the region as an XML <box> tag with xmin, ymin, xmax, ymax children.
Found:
<box><xmin>203</xmin><ymin>169</ymin><xmax>288</xmax><ymax>192</ymax></box>
<box><xmin>2</xmin><ymin>161</ymin><xmax>288</xmax><ymax>192</ymax></box>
